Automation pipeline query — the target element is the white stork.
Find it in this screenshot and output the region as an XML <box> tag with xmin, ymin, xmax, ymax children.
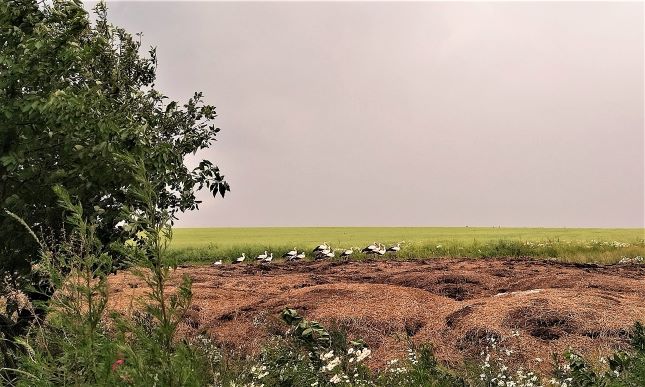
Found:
<box><xmin>213</xmin><ymin>259</ymin><xmax>223</xmax><ymax>266</ymax></box>
<box><xmin>256</xmin><ymin>251</ymin><xmax>268</xmax><ymax>261</ymax></box>
<box><xmin>340</xmin><ymin>248</ymin><xmax>353</xmax><ymax>259</ymax></box>
<box><xmin>294</xmin><ymin>251</ymin><xmax>305</xmax><ymax>260</ymax></box>
<box><xmin>234</xmin><ymin>253</ymin><xmax>246</xmax><ymax>264</ymax></box>
<box><xmin>313</xmin><ymin>242</ymin><xmax>329</xmax><ymax>253</ymax></box>
<box><xmin>361</xmin><ymin>242</ymin><xmax>378</xmax><ymax>254</ymax></box>
<box><xmin>317</xmin><ymin>250</ymin><xmax>334</xmax><ymax>259</ymax></box>
<box><xmin>376</xmin><ymin>243</ymin><xmax>386</xmax><ymax>256</ymax></box>
<box><xmin>314</xmin><ymin>244</ymin><xmax>331</xmax><ymax>258</ymax></box>
<box><xmin>283</xmin><ymin>247</ymin><xmax>297</xmax><ymax>259</ymax></box>
<box><xmin>387</xmin><ymin>243</ymin><xmax>401</xmax><ymax>253</ymax></box>
<box><xmin>263</xmin><ymin>253</ymin><xmax>273</xmax><ymax>263</ymax></box>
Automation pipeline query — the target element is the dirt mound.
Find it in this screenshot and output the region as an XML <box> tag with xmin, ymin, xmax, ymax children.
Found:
<box><xmin>504</xmin><ymin>300</ymin><xmax>577</xmax><ymax>340</ymax></box>
<box><xmin>107</xmin><ymin>258</ymin><xmax>645</xmax><ymax>373</ymax></box>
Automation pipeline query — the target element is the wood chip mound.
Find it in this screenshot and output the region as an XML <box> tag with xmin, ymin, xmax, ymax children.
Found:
<box><xmin>107</xmin><ymin>258</ymin><xmax>645</xmax><ymax>373</ymax></box>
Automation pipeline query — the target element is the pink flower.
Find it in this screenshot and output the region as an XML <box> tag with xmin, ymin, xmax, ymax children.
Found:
<box><xmin>111</xmin><ymin>359</ymin><xmax>125</xmax><ymax>371</ymax></box>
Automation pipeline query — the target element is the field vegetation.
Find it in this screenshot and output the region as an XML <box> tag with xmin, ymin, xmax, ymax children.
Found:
<box><xmin>1</xmin><ymin>2</ymin><xmax>644</xmax><ymax>386</ymax></box>
<box><xmin>170</xmin><ymin>227</ymin><xmax>644</xmax><ymax>265</ymax></box>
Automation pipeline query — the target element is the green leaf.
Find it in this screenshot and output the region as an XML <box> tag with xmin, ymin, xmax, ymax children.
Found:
<box><xmin>0</xmin><ymin>154</ymin><xmax>16</xmax><ymax>167</ymax></box>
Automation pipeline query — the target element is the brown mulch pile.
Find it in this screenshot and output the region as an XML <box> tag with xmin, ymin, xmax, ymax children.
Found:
<box><xmin>107</xmin><ymin>258</ymin><xmax>645</xmax><ymax>373</ymax></box>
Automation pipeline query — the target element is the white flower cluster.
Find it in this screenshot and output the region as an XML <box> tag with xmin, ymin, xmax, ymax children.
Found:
<box><xmin>230</xmin><ymin>380</ymin><xmax>264</xmax><ymax>387</ymax></box>
<box><xmin>320</xmin><ymin>350</ymin><xmax>335</xmax><ymax>361</ymax></box>
<box><xmin>385</xmin><ymin>358</ymin><xmax>408</xmax><ymax>375</ymax></box>
<box><xmin>250</xmin><ymin>365</ymin><xmax>269</xmax><ymax>379</ymax></box>
<box><xmin>318</xmin><ymin>350</ymin><xmax>343</xmax><ymax>384</ymax></box>
<box><xmin>407</xmin><ymin>348</ymin><xmax>418</xmax><ymax>365</ymax></box>
<box><xmin>348</xmin><ymin>347</ymin><xmax>371</xmax><ymax>363</ymax></box>
<box><xmin>585</xmin><ymin>240</ymin><xmax>632</xmax><ymax>248</ymax></box>
<box><xmin>523</xmin><ymin>241</ymin><xmax>555</xmax><ymax>247</ymax></box>
<box><xmin>194</xmin><ymin>334</ymin><xmax>222</xmax><ymax>366</ymax></box>
<box><xmin>321</xmin><ymin>356</ymin><xmax>341</xmax><ymax>372</ymax></box>
<box><xmin>619</xmin><ymin>255</ymin><xmax>644</xmax><ymax>264</ymax></box>
<box><xmin>480</xmin><ymin>366</ymin><xmax>542</xmax><ymax>387</ymax></box>
<box><xmin>316</xmin><ymin>346</ymin><xmax>373</xmax><ymax>385</ymax></box>
<box><xmin>548</xmin><ymin>377</ymin><xmax>573</xmax><ymax>387</ymax></box>
<box><xmin>522</xmin><ymin>240</ymin><xmax>635</xmax><ymax>249</ymax></box>
<box><xmin>478</xmin><ymin>333</ymin><xmax>545</xmax><ymax>387</ymax></box>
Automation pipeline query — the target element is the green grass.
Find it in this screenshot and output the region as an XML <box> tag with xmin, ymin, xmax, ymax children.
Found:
<box><xmin>168</xmin><ymin>227</ymin><xmax>645</xmax><ymax>265</ymax></box>
<box><xmin>170</xmin><ymin>227</ymin><xmax>644</xmax><ymax>249</ymax></box>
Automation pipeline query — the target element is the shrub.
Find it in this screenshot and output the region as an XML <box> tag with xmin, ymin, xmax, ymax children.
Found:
<box><xmin>3</xmin><ymin>175</ymin><xmax>214</xmax><ymax>386</ymax></box>
<box><xmin>550</xmin><ymin>322</ymin><xmax>645</xmax><ymax>387</ymax></box>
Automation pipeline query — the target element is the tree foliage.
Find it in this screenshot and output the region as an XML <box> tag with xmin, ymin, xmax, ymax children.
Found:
<box><xmin>0</xmin><ymin>0</ymin><xmax>229</xmax><ymax>275</ymax></box>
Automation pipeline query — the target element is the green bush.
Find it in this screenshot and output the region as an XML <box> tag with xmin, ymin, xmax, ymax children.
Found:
<box><xmin>551</xmin><ymin>322</ymin><xmax>645</xmax><ymax>387</ymax></box>
<box><xmin>2</xmin><ymin>177</ymin><xmax>214</xmax><ymax>386</ymax></box>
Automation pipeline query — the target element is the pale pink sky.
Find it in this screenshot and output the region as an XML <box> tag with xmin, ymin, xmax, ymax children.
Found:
<box><xmin>98</xmin><ymin>1</ymin><xmax>644</xmax><ymax>227</ymax></box>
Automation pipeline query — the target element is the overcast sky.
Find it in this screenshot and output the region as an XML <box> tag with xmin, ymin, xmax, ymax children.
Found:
<box><xmin>95</xmin><ymin>1</ymin><xmax>644</xmax><ymax>228</ymax></box>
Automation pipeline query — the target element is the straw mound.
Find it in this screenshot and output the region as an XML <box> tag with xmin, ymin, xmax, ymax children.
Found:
<box><xmin>107</xmin><ymin>258</ymin><xmax>645</xmax><ymax>373</ymax></box>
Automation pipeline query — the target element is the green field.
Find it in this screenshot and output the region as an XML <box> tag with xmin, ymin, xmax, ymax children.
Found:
<box><xmin>169</xmin><ymin>227</ymin><xmax>645</xmax><ymax>264</ymax></box>
<box><xmin>170</xmin><ymin>227</ymin><xmax>644</xmax><ymax>249</ymax></box>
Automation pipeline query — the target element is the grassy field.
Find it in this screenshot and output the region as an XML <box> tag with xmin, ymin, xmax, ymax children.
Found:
<box><xmin>170</xmin><ymin>227</ymin><xmax>644</xmax><ymax>249</ymax></box>
<box><xmin>168</xmin><ymin>227</ymin><xmax>645</xmax><ymax>264</ymax></box>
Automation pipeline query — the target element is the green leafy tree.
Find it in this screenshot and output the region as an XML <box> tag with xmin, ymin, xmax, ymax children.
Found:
<box><xmin>0</xmin><ymin>0</ymin><xmax>229</xmax><ymax>352</ymax></box>
<box><xmin>0</xmin><ymin>0</ymin><xmax>228</xmax><ymax>272</ymax></box>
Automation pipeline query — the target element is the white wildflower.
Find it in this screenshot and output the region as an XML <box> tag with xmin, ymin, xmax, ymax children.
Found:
<box><xmin>321</xmin><ymin>350</ymin><xmax>335</xmax><ymax>360</ymax></box>
<box><xmin>324</xmin><ymin>357</ymin><xmax>341</xmax><ymax>371</ymax></box>
<box><xmin>355</xmin><ymin>348</ymin><xmax>371</xmax><ymax>363</ymax></box>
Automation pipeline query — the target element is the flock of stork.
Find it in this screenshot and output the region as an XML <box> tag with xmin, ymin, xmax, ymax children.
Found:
<box><xmin>212</xmin><ymin>242</ymin><xmax>403</xmax><ymax>265</ymax></box>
